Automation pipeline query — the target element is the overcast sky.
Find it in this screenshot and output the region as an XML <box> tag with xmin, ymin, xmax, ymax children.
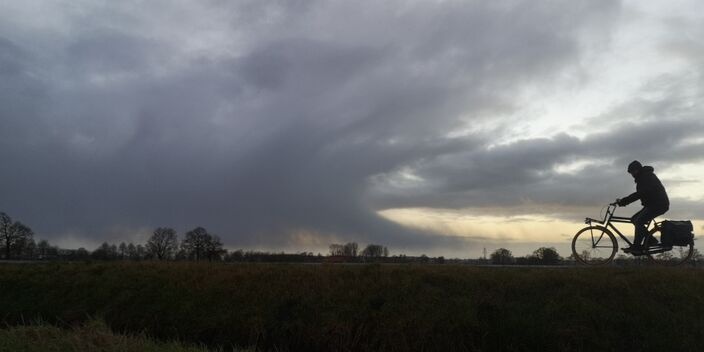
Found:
<box><xmin>1</xmin><ymin>0</ymin><xmax>703</xmax><ymax>257</ymax></box>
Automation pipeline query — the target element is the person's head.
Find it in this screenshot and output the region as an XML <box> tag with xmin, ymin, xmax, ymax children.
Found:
<box><xmin>627</xmin><ymin>160</ymin><xmax>642</xmax><ymax>178</ymax></box>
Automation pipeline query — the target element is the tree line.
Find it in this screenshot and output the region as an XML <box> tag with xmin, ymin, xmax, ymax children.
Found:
<box><xmin>0</xmin><ymin>212</ymin><xmax>227</xmax><ymax>261</ymax></box>
<box><xmin>8</xmin><ymin>210</ymin><xmax>697</xmax><ymax>265</ymax></box>
<box><xmin>328</xmin><ymin>242</ymin><xmax>389</xmax><ymax>257</ymax></box>
<box><xmin>85</xmin><ymin>226</ymin><xmax>228</xmax><ymax>261</ymax></box>
<box><xmin>0</xmin><ymin>212</ymin><xmax>397</xmax><ymax>262</ymax></box>
<box><xmin>0</xmin><ymin>211</ymin><xmax>568</xmax><ymax>265</ymax></box>
<box><xmin>488</xmin><ymin>247</ymin><xmax>563</xmax><ymax>265</ymax></box>
<box><xmin>486</xmin><ymin>247</ymin><xmax>704</xmax><ymax>265</ymax></box>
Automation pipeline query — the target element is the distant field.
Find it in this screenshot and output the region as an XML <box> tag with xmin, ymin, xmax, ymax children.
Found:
<box><xmin>1</xmin><ymin>262</ymin><xmax>703</xmax><ymax>351</ymax></box>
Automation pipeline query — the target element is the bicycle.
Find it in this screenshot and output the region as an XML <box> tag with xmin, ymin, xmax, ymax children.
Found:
<box><xmin>571</xmin><ymin>202</ymin><xmax>695</xmax><ymax>266</ymax></box>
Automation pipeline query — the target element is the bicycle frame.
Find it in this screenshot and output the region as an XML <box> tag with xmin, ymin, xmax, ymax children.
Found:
<box><xmin>584</xmin><ymin>204</ymin><xmax>671</xmax><ymax>255</ymax></box>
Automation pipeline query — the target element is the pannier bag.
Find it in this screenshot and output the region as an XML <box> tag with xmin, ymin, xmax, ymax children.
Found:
<box><xmin>661</xmin><ymin>220</ymin><xmax>694</xmax><ymax>247</ymax></box>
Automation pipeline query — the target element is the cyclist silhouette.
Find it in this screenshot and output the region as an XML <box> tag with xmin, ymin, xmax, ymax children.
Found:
<box><xmin>616</xmin><ymin>160</ymin><xmax>670</xmax><ymax>255</ymax></box>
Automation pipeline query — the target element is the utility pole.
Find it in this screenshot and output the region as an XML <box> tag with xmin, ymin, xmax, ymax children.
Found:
<box><xmin>483</xmin><ymin>247</ymin><xmax>487</xmax><ymax>260</ymax></box>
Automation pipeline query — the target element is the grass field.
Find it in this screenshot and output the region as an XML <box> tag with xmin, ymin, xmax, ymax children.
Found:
<box><xmin>1</xmin><ymin>262</ymin><xmax>703</xmax><ymax>351</ymax></box>
<box><xmin>0</xmin><ymin>319</ymin><xmax>222</xmax><ymax>352</ymax></box>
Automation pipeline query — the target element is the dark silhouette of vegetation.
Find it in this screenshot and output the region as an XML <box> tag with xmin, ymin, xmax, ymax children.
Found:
<box><xmin>0</xmin><ymin>212</ymin><xmax>34</xmax><ymax>259</ymax></box>
<box><xmin>119</xmin><ymin>242</ymin><xmax>127</xmax><ymax>259</ymax></box>
<box><xmin>36</xmin><ymin>239</ymin><xmax>59</xmax><ymax>259</ymax></box>
<box><xmin>2</xmin><ymin>263</ymin><xmax>704</xmax><ymax>351</ymax></box>
<box><xmin>0</xmin><ymin>319</ymin><xmax>213</xmax><ymax>351</ymax></box>
<box><xmin>180</xmin><ymin>227</ymin><xmax>225</xmax><ymax>261</ymax></box>
<box><xmin>2</xmin><ymin>209</ymin><xmax>699</xmax><ymax>267</ymax></box>
<box><xmin>329</xmin><ymin>242</ymin><xmax>358</xmax><ymax>256</ymax></box>
<box><xmin>361</xmin><ymin>244</ymin><xmax>389</xmax><ymax>257</ymax></box>
<box><xmin>180</xmin><ymin>227</ymin><xmax>209</xmax><ymax>261</ymax></box>
<box><xmin>146</xmin><ymin>227</ymin><xmax>178</xmax><ymax>260</ymax></box>
<box><xmin>204</xmin><ymin>235</ymin><xmax>226</xmax><ymax>261</ymax></box>
<box><xmin>490</xmin><ymin>248</ymin><xmax>514</xmax><ymax>264</ymax></box>
<box><xmin>92</xmin><ymin>242</ymin><xmax>116</xmax><ymax>260</ymax></box>
<box><xmin>126</xmin><ymin>243</ymin><xmax>146</xmax><ymax>259</ymax></box>
<box><xmin>531</xmin><ymin>246</ymin><xmax>561</xmax><ymax>265</ymax></box>
<box><xmin>225</xmin><ymin>250</ymin><xmax>321</xmax><ymax>263</ymax></box>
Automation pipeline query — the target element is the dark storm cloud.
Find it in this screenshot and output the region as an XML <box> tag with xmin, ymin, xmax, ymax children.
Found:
<box><xmin>0</xmin><ymin>36</ymin><xmax>48</xmax><ymax>142</ymax></box>
<box><xmin>0</xmin><ymin>0</ymin><xmax>652</xmax><ymax>250</ymax></box>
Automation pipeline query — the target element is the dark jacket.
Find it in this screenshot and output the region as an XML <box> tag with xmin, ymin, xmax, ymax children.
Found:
<box><xmin>618</xmin><ymin>166</ymin><xmax>669</xmax><ymax>210</ymax></box>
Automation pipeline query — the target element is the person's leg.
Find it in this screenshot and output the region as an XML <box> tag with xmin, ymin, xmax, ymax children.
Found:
<box><xmin>631</xmin><ymin>208</ymin><xmax>652</xmax><ymax>247</ymax></box>
<box><xmin>631</xmin><ymin>207</ymin><xmax>664</xmax><ymax>247</ymax></box>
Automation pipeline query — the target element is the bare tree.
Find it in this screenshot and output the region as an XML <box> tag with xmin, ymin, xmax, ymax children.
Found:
<box><xmin>146</xmin><ymin>227</ymin><xmax>178</xmax><ymax>260</ymax></box>
<box><xmin>76</xmin><ymin>247</ymin><xmax>90</xmax><ymax>259</ymax></box>
<box><xmin>0</xmin><ymin>213</ymin><xmax>34</xmax><ymax>259</ymax></box>
<box><xmin>37</xmin><ymin>239</ymin><xmax>51</xmax><ymax>258</ymax></box>
<box><xmin>181</xmin><ymin>227</ymin><xmax>211</xmax><ymax>260</ymax></box>
<box><xmin>0</xmin><ymin>213</ymin><xmax>12</xmax><ymax>259</ymax></box>
<box><xmin>204</xmin><ymin>235</ymin><xmax>226</xmax><ymax>261</ymax></box>
<box><xmin>329</xmin><ymin>243</ymin><xmax>361</xmax><ymax>257</ymax></box>
<box><xmin>92</xmin><ymin>242</ymin><xmax>113</xmax><ymax>260</ymax></box>
<box><xmin>127</xmin><ymin>243</ymin><xmax>137</xmax><ymax>259</ymax></box>
<box><xmin>22</xmin><ymin>238</ymin><xmax>37</xmax><ymax>259</ymax></box>
<box><xmin>361</xmin><ymin>244</ymin><xmax>388</xmax><ymax>257</ymax></box>
<box><xmin>329</xmin><ymin>244</ymin><xmax>344</xmax><ymax>256</ymax></box>
<box><xmin>10</xmin><ymin>222</ymin><xmax>34</xmax><ymax>257</ymax></box>
<box><xmin>135</xmin><ymin>244</ymin><xmax>146</xmax><ymax>260</ymax></box>
<box><xmin>343</xmin><ymin>242</ymin><xmax>358</xmax><ymax>257</ymax></box>
<box><xmin>119</xmin><ymin>242</ymin><xmax>127</xmax><ymax>259</ymax></box>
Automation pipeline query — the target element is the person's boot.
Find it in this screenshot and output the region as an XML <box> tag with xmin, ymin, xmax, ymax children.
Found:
<box><xmin>623</xmin><ymin>245</ymin><xmax>643</xmax><ymax>255</ymax></box>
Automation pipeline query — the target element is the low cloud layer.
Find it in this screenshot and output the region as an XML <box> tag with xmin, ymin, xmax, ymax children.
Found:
<box><xmin>1</xmin><ymin>0</ymin><xmax>703</xmax><ymax>253</ymax></box>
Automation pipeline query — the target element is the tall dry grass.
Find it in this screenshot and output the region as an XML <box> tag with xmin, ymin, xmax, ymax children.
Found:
<box><xmin>1</xmin><ymin>262</ymin><xmax>703</xmax><ymax>351</ymax></box>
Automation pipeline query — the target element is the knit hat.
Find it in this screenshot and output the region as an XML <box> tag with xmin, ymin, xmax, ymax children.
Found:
<box><xmin>627</xmin><ymin>160</ymin><xmax>642</xmax><ymax>173</ymax></box>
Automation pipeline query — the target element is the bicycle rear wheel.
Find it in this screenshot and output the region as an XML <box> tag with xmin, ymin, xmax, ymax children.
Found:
<box><xmin>572</xmin><ymin>226</ymin><xmax>617</xmax><ymax>265</ymax></box>
<box><xmin>645</xmin><ymin>227</ymin><xmax>694</xmax><ymax>266</ymax></box>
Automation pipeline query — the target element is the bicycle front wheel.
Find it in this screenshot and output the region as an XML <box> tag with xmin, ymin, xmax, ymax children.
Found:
<box><xmin>572</xmin><ymin>226</ymin><xmax>617</xmax><ymax>265</ymax></box>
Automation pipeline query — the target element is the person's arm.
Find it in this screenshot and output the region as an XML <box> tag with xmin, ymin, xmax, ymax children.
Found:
<box><xmin>617</xmin><ymin>192</ymin><xmax>640</xmax><ymax>206</ymax></box>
